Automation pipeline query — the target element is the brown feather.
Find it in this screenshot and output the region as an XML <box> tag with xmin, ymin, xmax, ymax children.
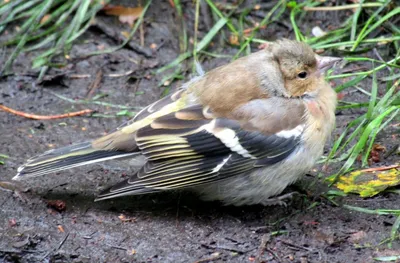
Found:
<box><xmin>189</xmin><ymin>51</ymin><xmax>271</xmax><ymax>117</ymax></box>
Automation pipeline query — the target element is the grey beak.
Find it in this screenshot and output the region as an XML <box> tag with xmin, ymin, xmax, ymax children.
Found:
<box><xmin>316</xmin><ymin>55</ymin><xmax>342</xmax><ymax>74</ymax></box>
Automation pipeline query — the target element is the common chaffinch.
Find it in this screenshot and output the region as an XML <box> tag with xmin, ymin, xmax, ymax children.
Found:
<box><xmin>14</xmin><ymin>39</ymin><xmax>340</xmax><ymax>206</ymax></box>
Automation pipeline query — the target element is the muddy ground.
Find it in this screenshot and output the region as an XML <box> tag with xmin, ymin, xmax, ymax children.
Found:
<box><xmin>0</xmin><ymin>1</ymin><xmax>399</xmax><ymax>262</ymax></box>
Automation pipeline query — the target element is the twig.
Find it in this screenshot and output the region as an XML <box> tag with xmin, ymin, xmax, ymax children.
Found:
<box><xmin>303</xmin><ymin>3</ymin><xmax>383</xmax><ymax>11</ymax></box>
<box><xmin>86</xmin><ymin>68</ymin><xmax>104</xmax><ymax>98</ymax></box>
<box><xmin>194</xmin><ymin>253</ymin><xmax>221</xmax><ymax>263</ymax></box>
<box><xmin>69</xmin><ymin>74</ymin><xmax>91</xmax><ymax>79</ymax></box>
<box><xmin>255</xmin><ymin>233</ymin><xmax>270</xmax><ymax>263</ymax></box>
<box><xmin>57</xmin><ymin>232</ymin><xmax>69</xmax><ymax>250</ymax></box>
<box><xmin>255</xmin><ymin>234</ymin><xmax>281</xmax><ymax>263</ymax></box>
<box><xmin>106</xmin><ymin>70</ymin><xmax>135</xmax><ymax>78</ymax></box>
<box><xmin>139</xmin><ymin>0</ymin><xmax>144</xmax><ymax>47</ymax></box>
<box><xmin>0</xmin><ymin>104</ymin><xmax>93</xmax><ymax>120</ymax></box>
<box><xmin>41</xmin><ymin>232</ymin><xmax>70</xmax><ymax>260</ymax></box>
<box><xmin>279</xmin><ymin>239</ymin><xmax>314</xmax><ymax>252</ymax></box>
<box><xmin>359</xmin><ymin>164</ymin><xmax>400</xmax><ymax>173</ymax></box>
<box><xmin>107</xmin><ymin>244</ymin><xmax>128</xmax><ymax>251</ymax></box>
<box><xmin>200</xmin><ymin>243</ymin><xmax>255</xmax><ymax>254</ymax></box>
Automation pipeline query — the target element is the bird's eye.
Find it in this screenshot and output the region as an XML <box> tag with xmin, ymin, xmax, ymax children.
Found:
<box><xmin>298</xmin><ymin>71</ymin><xmax>307</xmax><ymax>79</ymax></box>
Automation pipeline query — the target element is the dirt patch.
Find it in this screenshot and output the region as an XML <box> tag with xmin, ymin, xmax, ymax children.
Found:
<box><xmin>0</xmin><ymin>1</ymin><xmax>399</xmax><ymax>262</ymax></box>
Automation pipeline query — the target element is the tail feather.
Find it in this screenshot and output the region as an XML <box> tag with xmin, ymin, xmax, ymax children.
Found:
<box><xmin>14</xmin><ymin>142</ymin><xmax>138</xmax><ymax>180</ymax></box>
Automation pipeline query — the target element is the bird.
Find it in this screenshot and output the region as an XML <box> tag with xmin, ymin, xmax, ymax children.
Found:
<box><xmin>13</xmin><ymin>39</ymin><xmax>340</xmax><ymax>206</ymax></box>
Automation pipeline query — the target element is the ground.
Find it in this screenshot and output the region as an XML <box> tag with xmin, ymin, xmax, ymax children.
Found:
<box><xmin>0</xmin><ymin>1</ymin><xmax>399</xmax><ymax>263</ymax></box>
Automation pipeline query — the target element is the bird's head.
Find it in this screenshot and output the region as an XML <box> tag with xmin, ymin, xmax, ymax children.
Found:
<box><xmin>269</xmin><ymin>39</ymin><xmax>341</xmax><ymax>98</ymax></box>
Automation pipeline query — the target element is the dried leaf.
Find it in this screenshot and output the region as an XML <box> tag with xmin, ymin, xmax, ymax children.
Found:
<box><xmin>333</xmin><ymin>166</ymin><xmax>400</xmax><ymax>197</ymax></box>
<box><xmin>104</xmin><ymin>5</ymin><xmax>143</xmax><ymax>26</ymax></box>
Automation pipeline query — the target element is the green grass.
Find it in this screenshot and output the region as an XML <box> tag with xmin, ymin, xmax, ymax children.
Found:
<box><xmin>0</xmin><ymin>0</ymin><xmax>152</xmax><ymax>80</ymax></box>
<box><xmin>0</xmin><ymin>154</ymin><xmax>8</xmax><ymax>165</ymax></box>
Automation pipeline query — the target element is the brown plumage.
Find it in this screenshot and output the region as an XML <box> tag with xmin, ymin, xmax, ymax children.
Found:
<box><xmin>14</xmin><ymin>39</ymin><xmax>340</xmax><ymax>206</ymax></box>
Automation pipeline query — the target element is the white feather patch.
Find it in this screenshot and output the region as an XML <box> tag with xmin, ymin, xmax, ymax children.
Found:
<box><xmin>275</xmin><ymin>124</ymin><xmax>305</xmax><ymax>138</ymax></box>
<box><xmin>212</xmin><ymin>155</ymin><xmax>231</xmax><ymax>173</ymax></box>
<box><xmin>204</xmin><ymin>121</ymin><xmax>256</xmax><ymax>159</ymax></box>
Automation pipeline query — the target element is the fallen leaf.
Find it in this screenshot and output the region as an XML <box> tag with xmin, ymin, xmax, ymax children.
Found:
<box><xmin>332</xmin><ymin>166</ymin><xmax>400</xmax><ymax>197</ymax></box>
<box><xmin>104</xmin><ymin>5</ymin><xmax>143</xmax><ymax>26</ymax></box>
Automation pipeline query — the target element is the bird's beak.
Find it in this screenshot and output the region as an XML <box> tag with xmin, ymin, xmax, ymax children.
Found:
<box><xmin>316</xmin><ymin>55</ymin><xmax>342</xmax><ymax>75</ymax></box>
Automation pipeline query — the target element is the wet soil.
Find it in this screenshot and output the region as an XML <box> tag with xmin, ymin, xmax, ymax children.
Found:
<box><xmin>0</xmin><ymin>1</ymin><xmax>399</xmax><ymax>262</ymax></box>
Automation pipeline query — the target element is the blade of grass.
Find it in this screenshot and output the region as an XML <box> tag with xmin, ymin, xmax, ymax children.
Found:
<box><xmin>343</xmin><ymin>205</ymin><xmax>400</xmax><ymax>216</ymax></box>
<box><xmin>365</xmin><ymin>68</ymin><xmax>378</xmax><ymax>121</ymax></box>
<box><xmin>233</xmin><ymin>1</ymin><xmax>285</xmax><ymax>59</ymax></box>
<box><xmin>335</xmin><ymin>75</ymin><xmax>367</xmax><ymax>93</ymax></box>
<box><xmin>157</xmin><ymin>17</ymin><xmax>227</xmax><ymax>75</ymax></box>
<box><xmin>0</xmin><ymin>0</ymin><xmax>42</xmax><ymax>31</ymax></box>
<box><xmin>350</xmin><ymin>0</ymin><xmax>364</xmax><ymax>41</ymax></box>
<box><xmin>351</xmin><ymin>0</ymin><xmax>393</xmax><ymax>51</ymax></box>
<box><xmin>204</xmin><ymin>0</ymin><xmax>237</xmax><ymax>34</ymax></box>
<box><xmin>1</xmin><ymin>0</ymin><xmax>54</xmax><ymax>75</ymax></box>
<box><xmin>338</xmin><ymin>106</ymin><xmax>398</xmax><ymax>175</ymax></box>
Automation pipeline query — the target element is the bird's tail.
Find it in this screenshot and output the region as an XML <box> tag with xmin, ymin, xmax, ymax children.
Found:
<box><xmin>13</xmin><ymin>141</ymin><xmax>138</xmax><ymax>180</ymax></box>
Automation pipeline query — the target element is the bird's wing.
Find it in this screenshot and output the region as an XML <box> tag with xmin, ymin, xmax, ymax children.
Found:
<box><xmin>96</xmin><ymin>100</ymin><xmax>305</xmax><ymax>200</ymax></box>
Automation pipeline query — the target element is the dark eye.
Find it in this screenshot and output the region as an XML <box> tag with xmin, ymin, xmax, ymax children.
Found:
<box><xmin>298</xmin><ymin>71</ymin><xmax>307</xmax><ymax>79</ymax></box>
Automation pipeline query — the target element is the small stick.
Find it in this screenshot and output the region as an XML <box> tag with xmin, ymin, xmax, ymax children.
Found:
<box><xmin>303</xmin><ymin>3</ymin><xmax>383</xmax><ymax>11</ymax></box>
<box><xmin>106</xmin><ymin>70</ymin><xmax>135</xmax><ymax>78</ymax></box>
<box><xmin>0</xmin><ymin>104</ymin><xmax>93</xmax><ymax>120</ymax></box>
<box><xmin>86</xmin><ymin>68</ymin><xmax>104</xmax><ymax>98</ymax></box>
<box><xmin>193</xmin><ymin>253</ymin><xmax>221</xmax><ymax>263</ymax></box>
<box><xmin>360</xmin><ymin>164</ymin><xmax>400</xmax><ymax>173</ymax></box>
<box><xmin>57</xmin><ymin>232</ymin><xmax>70</xmax><ymax>250</ymax></box>
<box><xmin>139</xmin><ymin>0</ymin><xmax>144</xmax><ymax>47</ymax></box>
<box><xmin>255</xmin><ymin>234</ymin><xmax>281</xmax><ymax>263</ymax></box>
<box><xmin>255</xmin><ymin>234</ymin><xmax>270</xmax><ymax>263</ymax></box>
